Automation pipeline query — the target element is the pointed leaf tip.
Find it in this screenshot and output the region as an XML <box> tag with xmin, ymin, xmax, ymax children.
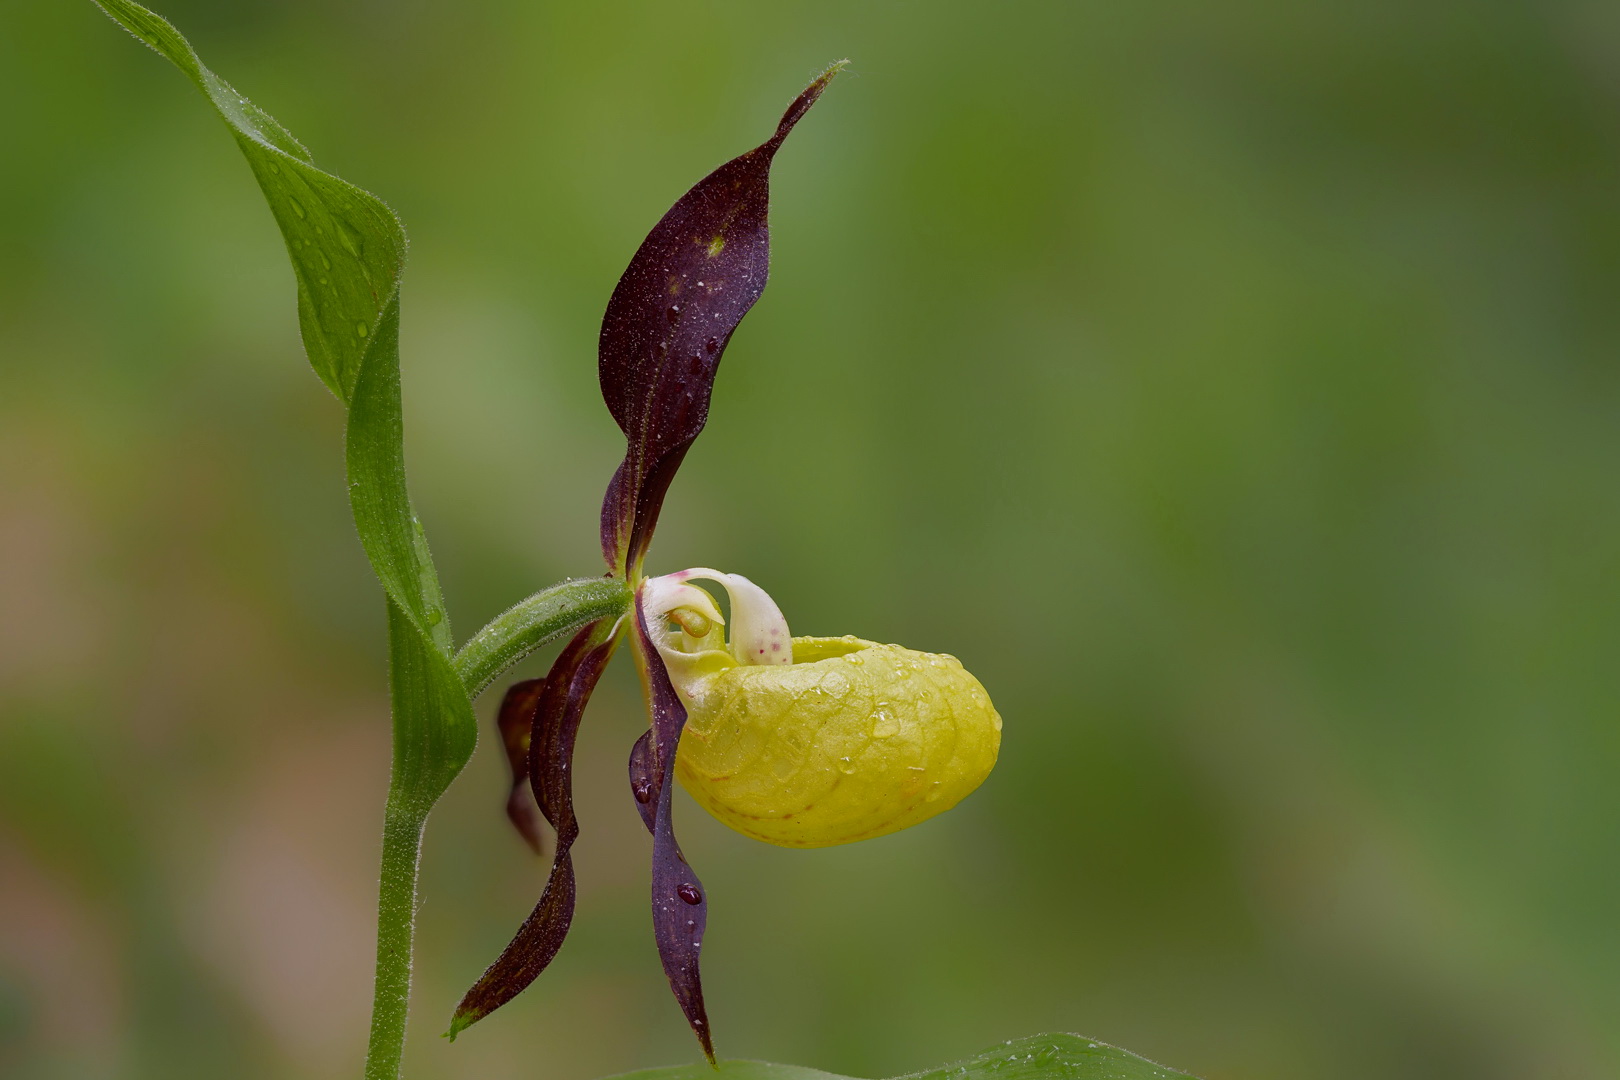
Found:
<box><xmin>598</xmin><ymin>64</ymin><xmax>845</xmax><ymax>575</ymax></box>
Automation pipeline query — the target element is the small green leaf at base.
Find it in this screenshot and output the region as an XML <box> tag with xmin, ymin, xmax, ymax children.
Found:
<box><xmin>601</xmin><ymin>1035</ymin><xmax>1200</xmax><ymax>1080</ymax></box>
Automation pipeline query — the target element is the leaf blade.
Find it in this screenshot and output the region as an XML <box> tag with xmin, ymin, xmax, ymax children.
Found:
<box><xmin>98</xmin><ymin>0</ymin><xmax>403</xmax><ymax>402</ymax></box>
<box><xmin>95</xmin><ymin>0</ymin><xmax>474</xmax><ymax>804</ymax></box>
<box><xmin>601</xmin><ymin>1035</ymin><xmax>1202</xmax><ymax>1080</ymax></box>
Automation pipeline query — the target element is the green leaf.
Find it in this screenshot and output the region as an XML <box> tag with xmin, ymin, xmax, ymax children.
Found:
<box><xmin>93</xmin><ymin>0</ymin><xmax>473</xmax><ymax>805</ymax></box>
<box><xmin>92</xmin><ymin>0</ymin><xmax>401</xmax><ymax>404</ymax></box>
<box><xmin>604</xmin><ymin>1035</ymin><xmax>1199</xmax><ymax>1080</ymax></box>
<box><xmin>91</xmin><ymin>5</ymin><xmax>489</xmax><ymax>1074</ymax></box>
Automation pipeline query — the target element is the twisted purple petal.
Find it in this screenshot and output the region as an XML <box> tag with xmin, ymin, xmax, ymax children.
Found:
<box><xmin>632</xmin><ymin>588</ymin><xmax>714</xmax><ymax>1061</ymax></box>
<box><xmin>495</xmin><ymin>678</ymin><xmax>548</xmax><ymax>855</ymax></box>
<box><xmin>449</xmin><ymin>619</ymin><xmax>618</xmax><ymax>1037</ymax></box>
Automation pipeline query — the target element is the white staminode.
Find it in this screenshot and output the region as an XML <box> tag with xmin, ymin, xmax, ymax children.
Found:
<box><xmin>639</xmin><ymin>568</ymin><xmax>793</xmax><ymax>700</ymax></box>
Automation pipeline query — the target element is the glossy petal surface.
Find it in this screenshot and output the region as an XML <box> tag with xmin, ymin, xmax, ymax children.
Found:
<box><xmin>676</xmin><ymin>637</ymin><xmax>1002</xmax><ymax>847</ymax></box>
<box><xmin>633</xmin><ymin>594</ymin><xmax>714</xmax><ymax>1060</ymax></box>
<box><xmin>598</xmin><ymin>65</ymin><xmax>843</xmax><ymax>573</ymax></box>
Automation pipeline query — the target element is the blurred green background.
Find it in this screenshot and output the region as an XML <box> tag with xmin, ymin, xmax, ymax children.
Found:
<box><xmin>3</xmin><ymin>1</ymin><xmax>1619</xmax><ymax>1078</ymax></box>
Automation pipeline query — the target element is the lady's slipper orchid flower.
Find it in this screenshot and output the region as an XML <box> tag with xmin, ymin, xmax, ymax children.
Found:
<box><xmin>643</xmin><ymin>569</ymin><xmax>1001</xmax><ymax>848</ymax></box>
<box><xmin>450</xmin><ymin>63</ymin><xmax>1001</xmax><ymax>1060</ymax></box>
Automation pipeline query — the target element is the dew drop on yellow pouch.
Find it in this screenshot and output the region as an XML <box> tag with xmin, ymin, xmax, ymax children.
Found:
<box><xmin>641</xmin><ymin>570</ymin><xmax>1002</xmax><ymax>847</ymax></box>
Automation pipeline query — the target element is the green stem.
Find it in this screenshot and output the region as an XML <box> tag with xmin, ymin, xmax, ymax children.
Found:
<box><xmin>453</xmin><ymin>577</ymin><xmax>631</xmax><ymax>699</ymax></box>
<box><xmin>360</xmin><ymin>600</ymin><xmax>474</xmax><ymax>1080</ymax></box>
<box><xmin>365</xmin><ymin>800</ymin><xmax>429</xmax><ymax>1080</ymax></box>
<box><xmin>360</xmin><ymin>577</ymin><xmax>631</xmax><ymax>1078</ymax></box>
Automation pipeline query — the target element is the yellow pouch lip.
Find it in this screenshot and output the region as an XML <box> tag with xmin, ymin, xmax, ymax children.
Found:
<box><xmin>675</xmin><ymin>635</ymin><xmax>1000</xmax><ymax>848</ymax></box>
<box><xmin>787</xmin><ymin>634</ymin><xmax>878</xmax><ymax>662</ymax></box>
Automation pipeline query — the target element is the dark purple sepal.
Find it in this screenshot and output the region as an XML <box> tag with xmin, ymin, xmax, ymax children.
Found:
<box><xmin>632</xmin><ymin>590</ymin><xmax>715</xmax><ymax>1062</ymax></box>
<box><xmin>495</xmin><ymin>678</ymin><xmax>548</xmax><ymax>855</ymax></box>
<box><xmin>598</xmin><ymin>62</ymin><xmax>846</xmax><ymax>574</ymax></box>
<box><xmin>447</xmin><ymin>620</ymin><xmax>618</xmax><ymax>1038</ymax></box>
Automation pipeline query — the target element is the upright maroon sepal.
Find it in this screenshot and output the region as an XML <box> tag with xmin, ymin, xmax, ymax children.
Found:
<box><xmin>599</xmin><ymin>63</ymin><xmax>846</xmax><ymax>574</ymax></box>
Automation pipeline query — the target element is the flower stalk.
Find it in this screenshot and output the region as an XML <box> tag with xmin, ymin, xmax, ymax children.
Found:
<box><xmin>364</xmin><ymin>793</ymin><xmax>429</xmax><ymax>1080</ymax></box>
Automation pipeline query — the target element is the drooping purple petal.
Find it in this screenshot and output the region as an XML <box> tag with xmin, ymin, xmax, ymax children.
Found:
<box><xmin>599</xmin><ymin>63</ymin><xmax>846</xmax><ymax>574</ymax></box>
<box><xmin>628</xmin><ymin>728</ymin><xmax>659</xmax><ymax>834</ymax></box>
<box><xmin>448</xmin><ymin>619</ymin><xmax>618</xmax><ymax>1037</ymax></box>
<box><xmin>495</xmin><ymin>678</ymin><xmax>547</xmax><ymax>855</ymax></box>
<box><xmin>632</xmin><ymin>590</ymin><xmax>714</xmax><ymax>1062</ymax></box>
